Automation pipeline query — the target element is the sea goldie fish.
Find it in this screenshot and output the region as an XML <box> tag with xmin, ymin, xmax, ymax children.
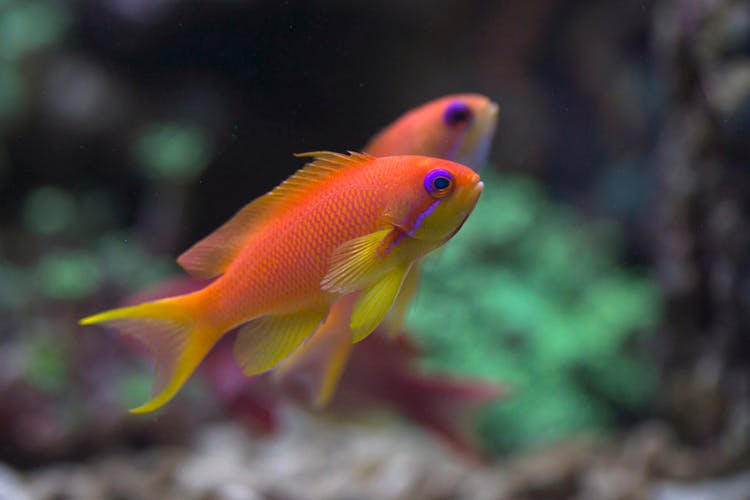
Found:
<box><xmin>81</xmin><ymin>151</ymin><xmax>483</xmax><ymax>413</ymax></box>
<box><xmin>276</xmin><ymin>94</ymin><xmax>498</xmax><ymax>406</ymax></box>
<box><xmin>365</xmin><ymin>93</ymin><xmax>498</xmax><ymax>171</ymax></box>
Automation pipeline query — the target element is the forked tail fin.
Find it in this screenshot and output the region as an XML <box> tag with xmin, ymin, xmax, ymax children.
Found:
<box><xmin>80</xmin><ymin>294</ymin><xmax>221</xmax><ymax>414</ymax></box>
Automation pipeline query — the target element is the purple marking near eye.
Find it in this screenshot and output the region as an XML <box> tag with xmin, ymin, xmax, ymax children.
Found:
<box><xmin>424</xmin><ymin>169</ymin><xmax>453</xmax><ymax>194</ymax></box>
<box><xmin>443</xmin><ymin>101</ymin><xmax>473</xmax><ymax>126</ymax></box>
<box><xmin>382</xmin><ymin>230</ymin><xmax>407</xmax><ymax>256</ymax></box>
<box><xmin>408</xmin><ymin>199</ymin><xmax>442</xmax><ymax>237</ymax></box>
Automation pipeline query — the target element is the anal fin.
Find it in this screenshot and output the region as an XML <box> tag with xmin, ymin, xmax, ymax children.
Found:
<box><xmin>233</xmin><ymin>309</ymin><xmax>326</xmax><ymax>375</ymax></box>
<box><xmin>383</xmin><ymin>260</ymin><xmax>422</xmax><ymax>338</ymax></box>
<box><xmin>275</xmin><ymin>294</ymin><xmax>357</xmax><ymax>408</ymax></box>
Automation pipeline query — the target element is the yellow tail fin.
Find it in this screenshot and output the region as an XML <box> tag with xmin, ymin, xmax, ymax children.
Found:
<box><xmin>80</xmin><ymin>295</ymin><xmax>219</xmax><ymax>414</ymax></box>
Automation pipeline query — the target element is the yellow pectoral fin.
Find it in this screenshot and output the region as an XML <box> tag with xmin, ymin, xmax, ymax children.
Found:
<box><xmin>383</xmin><ymin>260</ymin><xmax>422</xmax><ymax>338</ymax></box>
<box><xmin>350</xmin><ymin>264</ymin><xmax>410</xmax><ymax>343</ymax></box>
<box><xmin>233</xmin><ymin>309</ymin><xmax>327</xmax><ymax>375</ymax></box>
<box><xmin>321</xmin><ymin>228</ymin><xmax>398</xmax><ymax>294</ymax></box>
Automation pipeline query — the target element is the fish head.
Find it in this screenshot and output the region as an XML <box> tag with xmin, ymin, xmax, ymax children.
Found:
<box><xmin>384</xmin><ymin>156</ymin><xmax>483</xmax><ymax>243</ymax></box>
<box><xmin>433</xmin><ymin>94</ymin><xmax>498</xmax><ymax>170</ymax></box>
<box><xmin>365</xmin><ymin>94</ymin><xmax>499</xmax><ymax>170</ymax></box>
<box><xmin>460</xmin><ymin>96</ymin><xmax>498</xmax><ymax>170</ymax></box>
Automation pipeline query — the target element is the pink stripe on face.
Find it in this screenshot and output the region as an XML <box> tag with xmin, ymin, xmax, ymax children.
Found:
<box><xmin>379</xmin><ymin>198</ymin><xmax>441</xmax><ymax>257</ymax></box>
<box><xmin>380</xmin><ymin>229</ymin><xmax>407</xmax><ymax>257</ymax></box>
<box><xmin>408</xmin><ymin>199</ymin><xmax>441</xmax><ymax>237</ymax></box>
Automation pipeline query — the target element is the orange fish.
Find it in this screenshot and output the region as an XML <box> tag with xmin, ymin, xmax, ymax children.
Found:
<box><xmin>365</xmin><ymin>93</ymin><xmax>497</xmax><ymax>334</ymax></box>
<box><xmin>275</xmin><ymin>95</ymin><xmax>498</xmax><ymax>405</ymax></box>
<box><xmin>365</xmin><ymin>93</ymin><xmax>498</xmax><ymax>170</ymax></box>
<box><xmin>81</xmin><ymin>152</ymin><xmax>483</xmax><ymax>413</ymax></box>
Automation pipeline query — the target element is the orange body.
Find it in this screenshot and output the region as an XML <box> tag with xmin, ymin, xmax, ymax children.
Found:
<box><xmin>81</xmin><ymin>151</ymin><xmax>483</xmax><ymax>413</ymax></box>
<box><xmin>274</xmin><ymin>94</ymin><xmax>499</xmax><ymax>406</ymax></box>
<box><xmin>193</xmin><ymin>155</ymin><xmax>469</xmax><ymax>330</ymax></box>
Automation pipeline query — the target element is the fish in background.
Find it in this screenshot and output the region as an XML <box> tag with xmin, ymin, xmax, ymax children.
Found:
<box><xmin>366</xmin><ymin>93</ymin><xmax>498</xmax><ymax>170</ymax></box>
<box><xmin>276</xmin><ymin>94</ymin><xmax>499</xmax><ymax>407</ymax></box>
<box><xmin>81</xmin><ymin>151</ymin><xmax>483</xmax><ymax>414</ymax></box>
<box><xmin>210</xmin><ymin>93</ymin><xmax>502</xmax><ymax>457</ymax></box>
<box><xmin>116</xmin><ymin>94</ymin><xmax>501</xmax><ymax>457</ymax></box>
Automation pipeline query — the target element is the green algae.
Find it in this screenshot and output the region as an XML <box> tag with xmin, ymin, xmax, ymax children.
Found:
<box><xmin>0</xmin><ymin>0</ymin><xmax>70</xmax><ymax>62</ymax></box>
<box><xmin>22</xmin><ymin>186</ymin><xmax>77</xmax><ymax>236</ymax></box>
<box><xmin>409</xmin><ymin>168</ymin><xmax>661</xmax><ymax>453</ymax></box>
<box><xmin>37</xmin><ymin>251</ymin><xmax>102</xmax><ymax>300</ymax></box>
<box><xmin>133</xmin><ymin>122</ymin><xmax>213</xmax><ymax>183</ymax></box>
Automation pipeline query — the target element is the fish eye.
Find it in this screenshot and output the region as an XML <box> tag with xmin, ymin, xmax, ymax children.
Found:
<box><xmin>443</xmin><ymin>101</ymin><xmax>474</xmax><ymax>127</ymax></box>
<box><xmin>424</xmin><ymin>169</ymin><xmax>454</xmax><ymax>198</ymax></box>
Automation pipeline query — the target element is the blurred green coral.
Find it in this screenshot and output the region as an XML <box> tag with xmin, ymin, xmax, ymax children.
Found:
<box><xmin>409</xmin><ymin>168</ymin><xmax>660</xmax><ymax>453</ymax></box>
<box><xmin>0</xmin><ymin>62</ymin><xmax>24</xmax><ymax>123</ymax></box>
<box><xmin>23</xmin><ymin>326</ymin><xmax>70</xmax><ymax>392</ymax></box>
<box><xmin>0</xmin><ymin>0</ymin><xmax>71</xmax><ymax>123</ymax></box>
<box><xmin>97</xmin><ymin>231</ymin><xmax>176</xmax><ymax>291</ymax></box>
<box><xmin>0</xmin><ymin>261</ymin><xmax>32</xmax><ymax>309</ymax></box>
<box><xmin>132</xmin><ymin>122</ymin><xmax>213</xmax><ymax>182</ymax></box>
<box><xmin>36</xmin><ymin>251</ymin><xmax>102</xmax><ymax>300</ymax></box>
<box><xmin>22</xmin><ymin>186</ymin><xmax>77</xmax><ymax>236</ymax></box>
<box><xmin>0</xmin><ymin>0</ymin><xmax>70</xmax><ymax>62</ymax></box>
<box><xmin>117</xmin><ymin>369</ymin><xmax>154</xmax><ymax>410</ymax></box>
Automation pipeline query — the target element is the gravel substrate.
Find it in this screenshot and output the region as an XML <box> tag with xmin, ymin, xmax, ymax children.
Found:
<box><xmin>2</xmin><ymin>406</ymin><xmax>749</xmax><ymax>500</ymax></box>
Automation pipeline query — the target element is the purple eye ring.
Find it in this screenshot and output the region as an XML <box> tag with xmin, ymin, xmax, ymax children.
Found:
<box><xmin>424</xmin><ymin>169</ymin><xmax>454</xmax><ymax>198</ymax></box>
<box><xmin>443</xmin><ymin>101</ymin><xmax>474</xmax><ymax>127</ymax></box>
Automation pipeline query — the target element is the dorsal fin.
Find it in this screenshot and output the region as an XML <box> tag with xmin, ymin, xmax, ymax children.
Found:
<box><xmin>177</xmin><ymin>151</ymin><xmax>375</xmax><ymax>279</ymax></box>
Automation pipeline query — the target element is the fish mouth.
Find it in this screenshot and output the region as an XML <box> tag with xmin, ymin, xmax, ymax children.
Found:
<box><xmin>460</xmin><ymin>180</ymin><xmax>484</xmax><ymax>209</ymax></box>
<box><xmin>479</xmin><ymin>102</ymin><xmax>499</xmax><ymax>130</ymax></box>
<box><xmin>444</xmin><ymin>180</ymin><xmax>484</xmax><ymax>241</ymax></box>
<box><xmin>470</xmin><ymin>180</ymin><xmax>484</xmax><ymax>204</ymax></box>
<box><xmin>459</xmin><ymin>103</ymin><xmax>498</xmax><ymax>170</ymax></box>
